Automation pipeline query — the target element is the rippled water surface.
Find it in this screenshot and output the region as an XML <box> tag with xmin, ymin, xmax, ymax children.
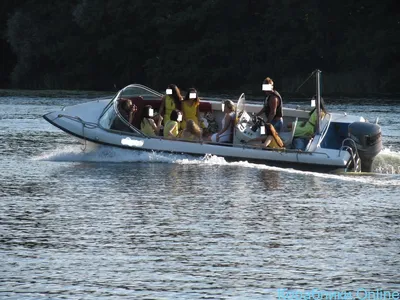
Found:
<box><xmin>0</xmin><ymin>95</ymin><xmax>399</xmax><ymax>299</ymax></box>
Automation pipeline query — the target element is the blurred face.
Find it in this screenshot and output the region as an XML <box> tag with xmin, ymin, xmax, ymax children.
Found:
<box><xmin>124</xmin><ymin>100</ymin><xmax>133</xmax><ymax>112</ymax></box>
<box><xmin>224</xmin><ymin>102</ymin><xmax>232</xmax><ymax>112</ymax></box>
<box><xmin>168</xmin><ymin>85</ymin><xmax>178</xmax><ymax>96</ymax></box>
<box><xmin>262</xmin><ymin>83</ymin><xmax>273</xmax><ymax>94</ymax></box>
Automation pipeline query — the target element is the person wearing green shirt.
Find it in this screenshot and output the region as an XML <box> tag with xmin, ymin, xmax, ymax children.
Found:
<box><xmin>292</xmin><ymin>99</ymin><xmax>327</xmax><ymax>150</ymax></box>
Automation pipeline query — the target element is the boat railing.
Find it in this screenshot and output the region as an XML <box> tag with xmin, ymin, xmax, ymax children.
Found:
<box><xmin>316</xmin><ymin>113</ymin><xmax>332</xmax><ymax>149</ymax></box>
<box><xmin>339</xmin><ymin>138</ymin><xmax>357</xmax><ymax>156</ymax></box>
<box><xmin>304</xmin><ymin>113</ymin><xmax>331</xmax><ymax>152</ymax></box>
<box><xmin>340</xmin><ymin>139</ymin><xmax>361</xmax><ymax>172</ymax></box>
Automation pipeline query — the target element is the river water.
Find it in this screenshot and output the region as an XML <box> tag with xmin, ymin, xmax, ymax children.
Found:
<box><xmin>0</xmin><ymin>94</ymin><xmax>399</xmax><ymax>299</ymax></box>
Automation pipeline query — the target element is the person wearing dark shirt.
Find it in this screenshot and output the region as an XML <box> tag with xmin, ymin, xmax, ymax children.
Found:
<box><xmin>255</xmin><ymin>77</ymin><xmax>283</xmax><ymax>133</ymax></box>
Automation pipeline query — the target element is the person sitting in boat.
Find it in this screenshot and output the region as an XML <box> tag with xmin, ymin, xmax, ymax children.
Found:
<box><xmin>140</xmin><ymin>105</ymin><xmax>163</xmax><ymax>137</ymax></box>
<box><xmin>159</xmin><ymin>84</ymin><xmax>183</xmax><ymax>125</ymax></box>
<box><xmin>111</xmin><ymin>98</ymin><xmax>137</xmax><ymax>132</ymax></box>
<box><xmin>290</xmin><ymin>98</ymin><xmax>327</xmax><ymax>150</ymax></box>
<box><xmin>163</xmin><ymin>109</ymin><xmax>182</xmax><ymax>139</ymax></box>
<box><xmin>246</xmin><ymin>123</ymin><xmax>285</xmax><ymax>149</ymax></box>
<box><xmin>181</xmin><ymin>119</ymin><xmax>202</xmax><ymax>141</ymax></box>
<box><xmin>255</xmin><ymin>77</ymin><xmax>284</xmax><ymax>133</ymax></box>
<box><xmin>181</xmin><ymin>88</ymin><xmax>200</xmax><ymax>130</ymax></box>
<box><xmin>208</xmin><ymin>100</ymin><xmax>235</xmax><ymax>143</ymax></box>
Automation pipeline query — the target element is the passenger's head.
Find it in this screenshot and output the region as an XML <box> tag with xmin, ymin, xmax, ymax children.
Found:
<box><xmin>184</xmin><ymin>88</ymin><xmax>200</xmax><ymax>105</ymax></box>
<box><xmin>121</xmin><ymin>98</ymin><xmax>135</xmax><ymax>112</ymax></box>
<box><xmin>310</xmin><ymin>95</ymin><xmax>327</xmax><ymax>115</ymax></box>
<box><xmin>262</xmin><ymin>77</ymin><xmax>274</xmax><ymax>93</ymax></box>
<box><xmin>166</xmin><ymin>84</ymin><xmax>183</xmax><ymax>108</ymax></box>
<box><xmin>170</xmin><ymin>109</ymin><xmax>182</xmax><ymax>122</ymax></box>
<box><xmin>186</xmin><ymin>119</ymin><xmax>202</xmax><ymax>137</ymax></box>
<box><xmin>223</xmin><ymin>100</ymin><xmax>235</xmax><ymax>113</ymax></box>
<box><xmin>264</xmin><ymin>77</ymin><xmax>274</xmax><ymax>85</ymax></box>
<box><xmin>142</xmin><ymin>105</ymin><xmax>154</xmax><ymax>119</ymax></box>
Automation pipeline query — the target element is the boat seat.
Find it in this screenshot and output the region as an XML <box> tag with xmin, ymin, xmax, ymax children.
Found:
<box><xmin>199</xmin><ymin>102</ymin><xmax>212</xmax><ymax>113</ymax></box>
<box><xmin>280</xmin><ymin>117</ymin><xmax>298</xmax><ymax>148</ymax></box>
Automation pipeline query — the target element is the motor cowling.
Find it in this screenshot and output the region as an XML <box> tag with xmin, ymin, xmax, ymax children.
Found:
<box><xmin>233</xmin><ymin>112</ymin><xmax>262</xmax><ymax>144</ymax></box>
<box><xmin>348</xmin><ymin>122</ymin><xmax>382</xmax><ymax>172</ymax></box>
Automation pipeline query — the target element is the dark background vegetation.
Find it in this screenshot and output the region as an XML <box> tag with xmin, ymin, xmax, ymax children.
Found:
<box><xmin>0</xmin><ymin>1</ymin><xmax>399</xmax><ymax>96</ymax></box>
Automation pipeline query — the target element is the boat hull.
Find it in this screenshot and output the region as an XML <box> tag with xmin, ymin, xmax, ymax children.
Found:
<box><xmin>42</xmin><ymin>78</ymin><xmax>383</xmax><ymax>174</ymax></box>
<box><xmin>43</xmin><ymin>112</ymin><xmax>351</xmax><ymax>173</ymax></box>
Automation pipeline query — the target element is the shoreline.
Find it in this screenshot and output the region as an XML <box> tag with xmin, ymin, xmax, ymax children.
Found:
<box><xmin>0</xmin><ymin>88</ymin><xmax>399</xmax><ymax>101</ymax></box>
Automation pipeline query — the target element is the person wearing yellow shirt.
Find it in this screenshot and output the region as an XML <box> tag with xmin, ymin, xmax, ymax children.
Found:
<box><xmin>159</xmin><ymin>84</ymin><xmax>183</xmax><ymax>125</ymax></box>
<box><xmin>163</xmin><ymin>110</ymin><xmax>182</xmax><ymax>139</ymax></box>
<box><xmin>181</xmin><ymin>88</ymin><xmax>200</xmax><ymax>130</ymax></box>
<box><xmin>140</xmin><ymin>105</ymin><xmax>163</xmax><ymax>137</ymax></box>
<box><xmin>181</xmin><ymin>119</ymin><xmax>202</xmax><ymax>141</ymax></box>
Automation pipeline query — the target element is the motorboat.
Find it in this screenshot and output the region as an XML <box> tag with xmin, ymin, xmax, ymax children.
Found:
<box><xmin>43</xmin><ymin>70</ymin><xmax>382</xmax><ymax>173</ymax></box>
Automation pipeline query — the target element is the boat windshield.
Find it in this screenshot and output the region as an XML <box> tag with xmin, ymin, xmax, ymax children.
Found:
<box><xmin>118</xmin><ymin>84</ymin><xmax>162</xmax><ymax>100</ymax></box>
<box><xmin>98</xmin><ymin>91</ymin><xmax>145</xmax><ymax>136</ymax></box>
<box><xmin>100</xmin><ymin>84</ymin><xmax>163</xmax><ymax>116</ymax></box>
<box><xmin>236</xmin><ymin>93</ymin><xmax>246</xmax><ymax>116</ymax></box>
<box><xmin>98</xmin><ymin>84</ymin><xmax>163</xmax><ymax>135</ymax></box>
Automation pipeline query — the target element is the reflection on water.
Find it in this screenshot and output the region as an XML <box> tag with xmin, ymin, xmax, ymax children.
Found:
<box><xmin>259</xmin><ymin>170</ymin><xmax>281</xmax><ymax>190</ymax></box>
<box><xmin>0</xmin><ymin>96</ymin><xmax>399</xmax><ymax>299</ymax></box>
<box><xmin>3</xmin><ymin>158</ymin><xmax>399</xmax><ymax>298</ymax></box>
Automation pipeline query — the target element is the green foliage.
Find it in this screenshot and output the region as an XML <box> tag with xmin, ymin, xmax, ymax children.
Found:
<box><xmin>2</xmin><ymin>0</ymin><xmax>399</xmax><ymax>94</ymax></box>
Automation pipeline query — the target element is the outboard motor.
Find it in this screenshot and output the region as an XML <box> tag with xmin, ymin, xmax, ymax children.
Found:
<box><xmin>348</xmin><ymin>122</ymin><xmax>382</xmax><ymax>172</ymax></box>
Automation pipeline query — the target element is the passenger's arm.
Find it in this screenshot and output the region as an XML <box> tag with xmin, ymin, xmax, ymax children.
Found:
<box><xmin>159</xmin><ymin>96</ymin><xmax>166</xmax><ymax>117</ymax></box>
<box><xmin>264</xmin><ymin>135</ymin><xmax>273</xmax><ymax>147</ymax></box>
<box><xmin>155</xmin><ymin>115</ymin><xmax>163</xmax><ymax>131</ymax></box>
<box><xmin>168</xmin><ymin>123</ymin><xmax>178</xmax><ymax>138</ymax></box>
<box><xmin>128</xmin><ymin>112</ymin><xmax>135</xmax><ymax>124</ymax></box>
<box><xmin>196</xmin><ymin>104</ymin><xmax>200</xmax><ymax>123</ymax></box>
<box><xmin>127</xmin><ymin>104</ymin><xmax>137</xmax><ymax>124</ymax></box>
<box><xmin>149</xmin><ymin>119</ymin><xmax>158</xmax><ymax>132</ymax></box>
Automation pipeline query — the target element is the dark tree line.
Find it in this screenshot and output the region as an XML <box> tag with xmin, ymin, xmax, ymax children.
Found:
<box><xmin>1</xmin><ymin>0</ymin><xmax>399</xmax><ymax>95</ymax></box>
